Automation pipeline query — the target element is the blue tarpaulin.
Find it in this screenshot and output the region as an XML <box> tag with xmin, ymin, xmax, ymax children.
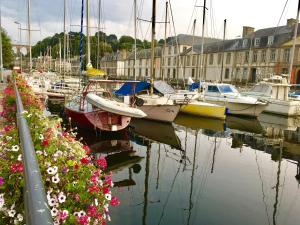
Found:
<box><xmin>114</xmin><ymin>82</ymin><xmax>150</xmax><ymax>96</ymax></box>
<box><xmin>189</xmin><ymin>82</ymin><xmax>200</xmax><ymax>91</ymax></box>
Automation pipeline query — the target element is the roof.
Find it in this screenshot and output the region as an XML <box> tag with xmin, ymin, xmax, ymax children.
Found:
<box><xmin>166</xmin><ymin>34</ymin><xmax>220</xmax><ymax>46</ymax></box>
<box><xmin>127</xmin><ymin>47</ymin><xmax>162</xmax><ymax>60</ymax></box>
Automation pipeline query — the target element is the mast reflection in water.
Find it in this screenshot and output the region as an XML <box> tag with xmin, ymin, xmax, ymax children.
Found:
<box><xmin>72</xmin><ymin>112</ymin><xmax>300</xmax><ymax>225</ymax></box>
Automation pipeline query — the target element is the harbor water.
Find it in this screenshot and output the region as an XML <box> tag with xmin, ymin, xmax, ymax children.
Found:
<box><xmin>50</xmin><ymin>101</ymin><xmax>300</xmax><ymax>225</ymax></box>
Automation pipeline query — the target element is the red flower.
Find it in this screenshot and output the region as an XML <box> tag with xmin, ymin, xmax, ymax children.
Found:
<box><xmin>3</xmin><ymin>125</ymin><xmax>13</xmax><ymax>132</ymax></box>
<box><xmin>74</xmin><ymin>164</ymin><xmax>79</xmax><ymax>170</ymax></box>
<box><xmin>10</xmin><ymin>162</ymin><xmax>23</xmax><ymax>173</ymax></box>
<box><xmin>88</xmin><ymin>185</ymin><xmax>99</xmax><ymax>193</ymax></box>
<box><xmin>76</xmin><ymin>215</ymin><xmax>89</xmax><ymax>225</ymax></box>
<box><xmin>41</xmin><ymin>139</ymin><xmax>49</xmax><ymax>147</ymax></box>
<box><xmin>95</xmin><ymin>157</ymin><xmax>107</xmax><ymax>170</ymax></box>
<box><xmin>110</xmin><ymin>196</ymin><xmax>120</xmax><ymax>206</ymax></box>
<box><xmin>87</xmin><ymin>205</ymin><xmax>97</xmax><ymax>217</ymax></box>
<box><xmin>102</xmin><ymin>187</ymin><xmax>109</xmax><ymax>194</ymax></box>
<box><xmin>80</xmin><ymin>157</ymin><xmax>89</xmax><ymax>165</ymax></box>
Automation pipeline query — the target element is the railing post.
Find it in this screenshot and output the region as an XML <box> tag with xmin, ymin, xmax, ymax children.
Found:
<box><xmin>14</xmin><ymin>80</ymin><xmax>53</xmax><ymax>225</ymax></box>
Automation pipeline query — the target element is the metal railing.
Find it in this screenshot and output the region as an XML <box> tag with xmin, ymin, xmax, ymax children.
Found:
<box><xmin>14</xmin><ymin>81</ymin><xmax>53</xmax><ymax>225</ymax></box>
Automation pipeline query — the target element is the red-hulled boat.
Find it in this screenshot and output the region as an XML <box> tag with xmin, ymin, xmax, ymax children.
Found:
<box><xmin>64</xmin><ymin>80</ymin><xmax>145</xmax><ymax>131</ymax></box>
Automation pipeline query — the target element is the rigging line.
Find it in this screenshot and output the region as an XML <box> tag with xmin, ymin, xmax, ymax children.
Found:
<box><xmin>273</xmin><ymin>0</ymin><xmax>289</xmax><ymax>36</ymax></box>
<box><xmin>186</xmin><ymin>0</ymin><xmax>199</xmax><ymax>34</ymax></box>
<box><xmin>157</xmin><ymin>162</ymin><xmax>182</xmax><ymax>225</ymax></box>
<box><xmin>254</xmin><ymin>149</ymin><xmax>271</xmax><ymax>225</ymax></box>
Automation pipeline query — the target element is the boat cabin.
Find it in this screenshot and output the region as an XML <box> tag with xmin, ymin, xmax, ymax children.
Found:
<box><xmin>203</xmin><ymin>83</ymin><xmax>239</xmax><ymax>97</ymax></box>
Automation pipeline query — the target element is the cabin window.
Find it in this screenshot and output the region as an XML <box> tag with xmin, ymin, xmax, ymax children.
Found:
<box><xmin>254</xmin><ymin>38</ymin><xmax>260</xmax><ymax>47</ymax></box>
<box><xmin>209</xmin><ymin>54</ymin><xmax>214</xmax><ymax>65</ymax></box>
<box><xmin>226</xmin><ymin>53</ymin><xmax>231</xmax><ymax>64</ymax></box>
<box><xmin>219</xmin><ymin>85</ymin><xmax>234</xmax><ymax>93</ymax></box>
<box><xmin>207</xmin><ymin>86</ymin><xmax>220</xmax><ymax>93</ymax></box>
<box><xmin>268</xmin><ymin>36</ymin><xmax>274</xmax><ymax>45</ymax></box>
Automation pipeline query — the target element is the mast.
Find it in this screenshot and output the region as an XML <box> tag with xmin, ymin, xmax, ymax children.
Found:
<box><xmin>86</xmin><ymin>0</ymin><xmax>91</xmax><ymax>65</ymax></box>
<box><xmin>288</xmin><ymin>0</ymin><xmax>300</xmax><ymax>83</ymax></box>
<box><xmin>79</xmin><ymin>0</ymin><xmax>84</xmax><ymax>88</ymax></box>
<box><xmin>97</xmin><ymin>0</ymin><xmax>101</xmax><ymax>69</ymax></box>
<box><xmin>134</xmin><ymin>0</ymin><xmax>137</xmax><ymax>80</ymax></box>
<box><xmin>27</xmin><ymin>0</ymin><xmax>32</xmax><ymax>71</ymax></box>
<box><xmin>198</xmin><ymin>0</ymin><xmax>207</xmax><ymax>82</ymax></box>
<box><xmin>63</xmin><ymin>0</ymin><xmax>66</xmax><ymax>78</ymax></box>
<box><xmin>150</xmin><ymin>0</ymin><xmax>156</xmax><ymax>94</ymax></box>
<box><xmin>0</xmin><ymin>2</ymin><xmax>3</xmax><ymax>83</ymax></box>
<box><xmin>220</xmin><ymin>19</ymin><xmax>226</xmax><ymax>82</ymax></box>
<box><xmin>142</xmin><ymin>145</ymin><xmax>150</xmax><ymax>225</ymax></box>
<box><xmin>162</xmin><ymin>1</ymin><xmax>168</xmax><ymax>81</ymax></box>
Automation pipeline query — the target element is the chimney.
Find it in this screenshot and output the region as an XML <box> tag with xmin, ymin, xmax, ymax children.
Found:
<box><xmin>242</xmin><ymin>26</ymin><xmax>255</xmax><ymax>38</ymax></box>
<box><xmin>287</xmin><ymin>18</ymin><xmax>297</xmax><ymax>27</ymax></box>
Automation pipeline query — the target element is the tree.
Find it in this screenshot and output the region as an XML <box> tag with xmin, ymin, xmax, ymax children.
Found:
<box><xmin>1</xmin><ymin>28</ymin><xmax>13</xmax><ymax>68</ymax></box>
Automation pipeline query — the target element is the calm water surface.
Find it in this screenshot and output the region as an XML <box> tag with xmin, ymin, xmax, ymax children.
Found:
<box><xmin>61</xmin><ymin>104</ymin><xmax>300</xmax><ymax>225</ymax></box>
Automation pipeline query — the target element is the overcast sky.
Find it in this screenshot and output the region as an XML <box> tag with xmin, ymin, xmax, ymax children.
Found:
<box><xmin>1</xmin><ymin>0</ymin><xmax>299</xmax><ymax>45</ymax></box>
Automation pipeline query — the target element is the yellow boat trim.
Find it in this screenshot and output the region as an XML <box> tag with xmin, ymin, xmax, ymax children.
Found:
<box><xmin>180</xmin><ymin>103</ymin><xmax>226</xmax><ymax>119</ymax></box>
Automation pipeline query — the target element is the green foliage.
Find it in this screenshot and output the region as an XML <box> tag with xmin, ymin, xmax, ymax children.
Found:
<box><xmin>1</xmin><ymin>28</ymin><xmax>13</xmax><ymax>68</ymax></box>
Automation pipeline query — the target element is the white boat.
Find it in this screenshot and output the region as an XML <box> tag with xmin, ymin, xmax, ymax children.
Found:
<box><xmin>86</xmin><ymin>93</ymin><xmax>146</xmax><ymax>118</ymax></box>
<box><xmin>201</xmin><ymin>83</ymin><xmax>267</xmax><ymax>117</ymax></box>
<box><xmin>242</xmin><ymin>76</ymin><xmax>300</xmax><ymax>116</ymax></box>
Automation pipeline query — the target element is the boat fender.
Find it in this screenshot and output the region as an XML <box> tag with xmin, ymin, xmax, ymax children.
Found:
<box><xmin>135</xmin><ymin>97</ymin><xmax>144</xmax><ymax>107</ymax></box>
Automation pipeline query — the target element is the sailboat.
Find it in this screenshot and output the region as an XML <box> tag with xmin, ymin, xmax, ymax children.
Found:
<box><xmin>64</xmin><ymin>0</ymin><xmax>146</xmax><ymax>131</ymax></box>
<box><xmin>133</xmin><ymin>0</ymin><xmax>180</xmax><ymax>123</ymax></box>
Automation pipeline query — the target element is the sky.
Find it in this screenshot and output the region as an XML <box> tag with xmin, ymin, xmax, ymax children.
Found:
<box><xmin>1</xmin><ymin>0</ymin><xmax>299</xmax><ymax>46</ymax></box>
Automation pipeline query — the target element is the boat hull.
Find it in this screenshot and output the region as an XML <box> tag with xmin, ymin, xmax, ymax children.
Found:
<box><xmin>204</xmin><ymin>100</ymin><xmax>266</xmax><ymax>117</ymax></box>
<box><xmin>180</xmin><ymin>101</ymin><xmax>226</xmax><ymax>119</ymax></box>
<box><xmin>64</xmin><ymin>106</ymin><xmax>131</xmax><ymax>131</ymax></box>
<box><xmin>137</xmin><ymin>104</ymin><xmax>180</xmax><ymax>122</ymax></box>
<box><xmin>263</xmin><ymin>100</ymin><xmax>300</xmax><ymax>116</ymax></box>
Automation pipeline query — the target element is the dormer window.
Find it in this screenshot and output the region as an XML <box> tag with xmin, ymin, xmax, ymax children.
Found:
<box><xmin>254</xmin><ymin>38</ymin><xmax>260</xmax><ymax>47</ymax></box>
<box><xmin>268</xmin><ymin>36</ymin><xmax>274</xmax><ymax>45</ymax></box>
<box><xmin>242</xmin><ymin>39</ymin><xmax>248</xmax><ymax>48</ymax></box>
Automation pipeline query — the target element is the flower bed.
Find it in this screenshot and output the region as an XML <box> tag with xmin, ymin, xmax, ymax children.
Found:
<box><xmin>0</xmin><ymin>75</ymin><xmax>119</xmax><ymax>225</ymax></box>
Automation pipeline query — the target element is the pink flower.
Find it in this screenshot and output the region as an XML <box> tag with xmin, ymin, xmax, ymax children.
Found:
<box><xmin>0</xmin><ymin>177</ymin><xmax>4</xmax><ymax>186</ymax></box>
<box><xmin>10</xmin><ymin>162</ymin><xmax>23</xmax><ymax>173</ymax></box>
<box><xmin>102</xmin><ymin>187</ymin><xmax>109</xmax><ymax>194</ymax></box>
<box><xmin>83</xmin><ymin>145</ymin><xmax>90</xmax><ymax>154</ymax></box>
<box><xmin>110</xmin><ymin>196</ymin><xmax>120</xmax><ymax>206</ymax></box>
<box><xmin>58</xmin><ymin>210</ymin><xmax>69</xmax><ymax>221</ymax></box>
<box><xmin>3</xmin><ymin>125</ymin><xmax>13</xmax><ymax>132</ymax></box>
<box><xmin>95</xmin><ymin>157</ymin><xmax>107</xmax><ymax>170</ymax></box>
<box><xmin>76</xmin><ymin>215</ymin><xmax>89</xmax><ymax>225</ymax></box>
<box><xmin>87</xmin><ymin>205</ymin><xmax>97</xmax><ymax>217</ymax></box>
<box><xmin>88</xmin><ymin>185</ymin><xmax>99</xmax><ymax>193</ymax></box>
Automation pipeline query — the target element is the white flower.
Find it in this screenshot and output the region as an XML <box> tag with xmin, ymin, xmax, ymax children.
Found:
<box><xmin>74</xmin><ymin>212</ymin><xmax>79</xmax><ymax>217</ymax></box>
<box><xmin>79</xmin><ymin>210</ymin><xmax>86</xmax><ymax>217</ymax></box>
<box><xmin>39</xmin><ymin>134</ymin><xmax>44</xmax><ymax>140</ymax></box>
<box><xmin>36</xmin><ymin>151</ymin><xmax>43</xmax><ymax>155</ymax></box>
<box><xmin>105</xmin><ymin>193</ymin><xmax>112</xmax><ymax>201</ymax></box>
<box><xmin>104</xmin><ymin>204</ymin><xmax>109</xmax><ymax>212</ymax></box>
<box><xmin>21</xmin><ymin>110</ymin><xmax>28</xmax><ymax>115</ymax></box>
<box><xmin>53</xmin><ymin>151</ymin><xmax>63</xmax><ymax>158</ymax></box>
<box><xmin>95</xmin><ymin>199</ymin><xmax>98</xmax><ymax>206</ymax></box>
<box><xmin>53</xmin><ymin>220</ymin><xmax>60</xmax><ymax>225</ymax></box>
<box><xmin>51</xmin><ymin>207</ymin><xmax>58</xmax><ymax>217</ymax></box>
<box><xmin>27</xmin><ymin>113</ymin><xmax>32</xmax><ymax>118</ymax></box>
<box><xmin>11</xmin><ymin>145</ymin><xmax>19</xmax><ymax>152</ymax></box>
<box><xmin>52</xmin><ymin>174</ymin><xmax>60</xmax><ymax>184</ymax></box>
<box><xmin>107</xmin><ymin>214</ymin><xmax>111</xmax><ymax>222</ymax></box>
<box><xmin>8</xmin><ymin>209</ymin><xmax>16</xmax><ymax>217</ymax></box>
<box><xmin>0</xmin><ymin>196</ymin><xmax>4</xmax><ymax>209</ymax></box>
<box><xmin>102</xmin><ymin>214</ymin><xmax>106</xmax><ymax>220</ymax></box>
<box><xmin>47</xmin><ymin>166</ymin><xmax>58</xmax><ymax>175</ymax></box>
<box><xmin>48</xmin><ymin>198</ymin><xmax>57</xmax><ymax>207</ymax></box>
<box><xmin>17</xmin><ymin>154</ymin><xmax>22</xmax><ymax>161</ymax></box>
<box><xmin>58</xmin><ymin>192</ymin><xmax>66</xmax><ymax>203</ymax></box>
<box><xmin>17</xmin><ymin>213</ymin><xmax>23</xmax><ymax>221</ymax></box>
<box><xmin>5</xmin><ymin>136</ymin><xmax>12</xmax><ymax>141</ymax></box>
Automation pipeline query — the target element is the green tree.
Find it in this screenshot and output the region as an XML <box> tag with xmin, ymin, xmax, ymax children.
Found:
<box><xmin>1</xmin><ymin>28</ymin><xmax>13</xmax><ymax>68</ymax></box>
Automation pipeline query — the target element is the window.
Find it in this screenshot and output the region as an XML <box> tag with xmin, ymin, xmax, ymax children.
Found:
<box><xmin>139</xmin><ymin>68</ymin><xmax>141</xmax><ymax>75</ymax></box>
<box><xmin>173</xmin><ymin>69</ymin><xmax>176</xmax><ymax>78</ymax></box>
<box><xmin>192</xmin><ymin>55</ymin><xmax>196</xmax><ymax>66</ymax></box>
<box><xmin>270</xmin><ymin>49</ymin><xmax>276</xmax><ymax>61</ymax></box>
<box><xmin>282</xmin><ymin>68</ymin><xmax>288</xmax><ymax>74</ymax></box>
<box><xmin>128</xmin><ymin>68</ymin><xmax>130</xmax><ymax>76</ymax></box>
<box><xmin>218</xmin><ymin>53</ymin><xmax>222</xmax><ymax>64</ymax></box>
<box><xmin>187</xmin><ymin>56</ymin><xmax>191</xmax><ymax>66</ymax></box>
<box><xmin>225</xmin><ymin>69</ymin><xmax>230</xmax><ymax>79</ymax></box>
<box><xmin>168</xmin><ymin>57</ymin><xmax>171</xmax><ymax>66</ymax></box>
<box><xmin>173</xmin><ymin>57</ymin><xmax>177</xmax><ymax>66</ymax></box>
<box><xmin>168</xmin><ymin>46</ymin><xmax>172</xmax><ymax>54</ymax></box>
<box><xmin>243</xmin><ymin>68</ymin><xmax>248</xmax><ymax>78</ymax></box>
<box><xmin>283</xmin><ymin>48</ymin><xmax>290</xmax><ymax>62</ymax></box>
<box><xmin>139</xmin><ymin>60</ymin><xmax>142</xmax><ymax>66</ymax></box>
<box><xmin>219</xmin><ymin>85</ymin><xmax>235</xmax><ymax>93</ymax></box>
<box><xmin>268</xmin><ymin>36</ymin><xmax>274</xmax><ymax>46</ymax></box>
<box><xmin>145</xmin><ymin>68</ymin><xmax>148</xmax><ymax>77</ymax></box>
<box><xmin>207</xmin><ymin>85</ymin><xmax>220</xmax><ymax>93</ymax></box>
<box><xmin>261</xmin><ymin>50</ymin><xmax>266</xmax><ymax>62</ymax></box>
<box><xmin>245</xmin><ymin>51</ymin><xmax>249</xmax><ymax>63</ymax></box>
<box><xmin>236</xmin><ymin>68</ymin><xmax>240</xmax><ymax>78</ymax></box>
<box><xmin>253</xmin><ymin>51</ymin><xmax>257</xmax><ymax>62</ymax></box>
<box><xmin>226</xmin><ymin>53</ymin><xmax>231</xmax><ymax>64</ymax></box>
<box><xmin>254</xmin><ymin>38</ymin><xmax>260</xmax><ymax>47</ymax></box>
<box><xmin>209</xmin><ymin>54</ymin><xmax>214</xmax><ymax>65</ymax></box>
<box><xmin>243</xmin><ymin>39</ymin><xmax>248</xmax><ymax>48</ymax></box>
<box><xmin>192</xmin><ymin>69</ymin><xmax>195</xmax><ymax>78</ymax></box>
<box><xmin>174</xmin><ymin>46</ymin><xmax>178</xmax><ymax>54</ymax></box>
<box><xmin>183</xmin><ymin>46</ymin><xmax>187</xmax><ymax>52</ymax></box>
<box><xmin>167</xmin><ymin>69</ymin><xmax>170</xmax><ymax>78</ymax></box>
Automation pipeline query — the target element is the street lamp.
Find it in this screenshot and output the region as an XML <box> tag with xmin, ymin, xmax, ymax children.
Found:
<box><xmin>14</xmin><ymin>21</ymin><xmax>22</xmax><ymax>72</ymax></box>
